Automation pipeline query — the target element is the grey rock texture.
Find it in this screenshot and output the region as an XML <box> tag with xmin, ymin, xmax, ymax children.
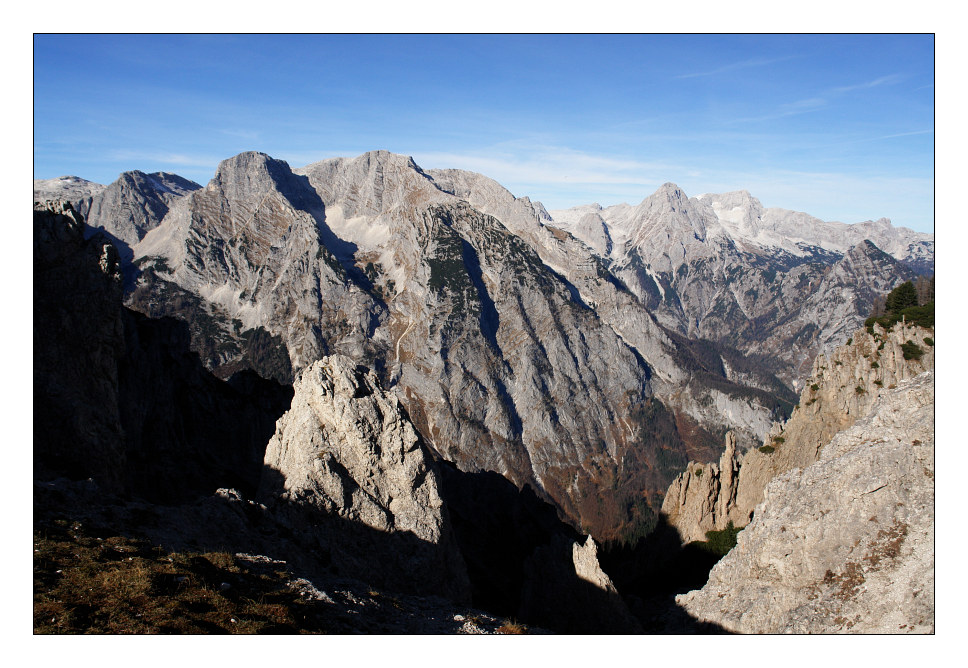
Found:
<box><xmin>676</xmin><ymin>372</ymin><xmax>935</xmax><ymax>633</ymax></box>
<box><xmin>258</xmin><ymin>355</ymin><xmax>471</xmax><ymax>602</ymax></box>
<box><xmin>663</xmin><ymin>321</ymin><xmax>935</xmax><ymax>543</ymax></box>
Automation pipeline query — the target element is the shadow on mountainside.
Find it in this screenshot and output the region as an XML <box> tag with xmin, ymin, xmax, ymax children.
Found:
<box><xmin>598</xmin><ymin>513</ymin><xmax>731</xmax><ymax>633</ymax></box>
<box><xmin>436</xmin><ymin>463</ymin><xmax>645</xmax><ymax>633</ymax></box>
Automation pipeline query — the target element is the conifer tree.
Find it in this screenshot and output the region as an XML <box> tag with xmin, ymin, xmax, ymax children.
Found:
<box><xmin>885</xmin><ymin>281</ymin><xmax>918</xmax><ymax>313</ymax></box>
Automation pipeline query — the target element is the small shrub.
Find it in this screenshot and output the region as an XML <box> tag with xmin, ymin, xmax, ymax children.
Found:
<box><xmin>870</xmin><ymin>361</ymin><xmax>879</xmax><ymax>369</ymax></box>
<box><xmin>835</xmin><ymin>360</ymin><xmax>843</xmax><ymax>366</ymax></box>
<box><xmin>874</xmin><ymin>380</ymin><xmax>883</xmax><ymax>387</ymax></box>
<box><xmin>901</xmin><ymin>340</ymin><xmax>924</xmax><ymax>361</ymax></box>
<box><xmin>846</xmin><ymin>337</ymin><xmax>853</xmax><ymax>346</ymax></box>
<box><xmin>855</xmin><ymin>386</ymin><xmax>866</xmax><ymax>395</ymax></box>
<box><xmin>694</xmin><ymin>468</ymin><xmax>703</xmax><ymax>478</ymax></box>
<box><xmin>696</xmin><ymin>521</ymin><xmax>744</xmax><ymax>556</ymax></box>
<box><xmin>759</xmin><ymin>445</ymin><xmax>775</xmax><ymax>454</ymax></box>
<box><xmin>923</xmin><ymin>337</ymin><xmax>934</xmax><ymax>346</ymax></box>
<box><xmin>811</xmin><ymin>383</ymin><xmax>820</xmax><ymax>392</ymax></box>
<box><xmin>773</xmin><ymin>436</ymin><xmax>785</xmax><ymax>444</ymax></box>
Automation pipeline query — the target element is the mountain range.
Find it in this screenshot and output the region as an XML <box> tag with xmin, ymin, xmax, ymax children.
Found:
<box><xmin>34</xmin><ymin>150</ymin><xmax>933</xmax><ymax>544</ymax></box>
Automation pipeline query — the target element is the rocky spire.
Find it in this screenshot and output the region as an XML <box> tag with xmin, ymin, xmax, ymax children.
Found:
<box><xmin>258</xmin><ymin>355</ymin><xmax>470</xmax><ymax>601</ymax></box>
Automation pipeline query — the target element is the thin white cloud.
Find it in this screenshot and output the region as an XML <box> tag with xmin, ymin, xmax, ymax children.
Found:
<box><xmin>414</xmin><ymin>144</ymin><xmax>677</xmax><ymax>189</ymax></box>
<box><xmin>730</xmin><ymin>97</ymin><xmax>828</xmax><ymax>124</ymax></box>
<box><xmin>877</xmin><ymin>129</ymin><xmax>934</xmax><ymax>140</ymax></box>
<box><xmin>108</xmin><ymin>150</ymin><xmax>221</xmax><ymax>169</ymax></box>
<box><xmin>674</xmin><ymin>56</ymin><xmax>799</xmax><ymax>79</ymax></box>
<box><xmin>830</xmin><ymin>73</ymin><xmax>904</xmax><ymax>94</ymax></box>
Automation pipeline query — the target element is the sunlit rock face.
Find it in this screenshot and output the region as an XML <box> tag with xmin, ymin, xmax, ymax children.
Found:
<box><xmin>677</xmin><ymin>371</ymin><xmax>934</xmax><ymax>634</ymax></box>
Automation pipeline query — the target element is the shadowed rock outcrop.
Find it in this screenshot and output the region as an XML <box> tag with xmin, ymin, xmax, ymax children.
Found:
<box><xmin>34</xmin><ymin>200</ymin><xmax>293</xmax><ymax>502</ymax></box>
<box><xmin>257</xmin><ymin>355</ymin><xmax>471</xmax><ymax>602</ymax></box>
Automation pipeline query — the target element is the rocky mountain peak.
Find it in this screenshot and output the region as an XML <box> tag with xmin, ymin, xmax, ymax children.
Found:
<box><xmin>33</xmin><ymin>175</ymin><xmax>107</xmax><ymax>201</ymax></box>
<box><xmin>296</xmin><ymin>150</ymin><xmax>445</xmax><ymax>221</ymax></box>
<box><xmin>209</xmin><ymin>151</ymin><xmax>304</xmax><ymax>201</ymax></box>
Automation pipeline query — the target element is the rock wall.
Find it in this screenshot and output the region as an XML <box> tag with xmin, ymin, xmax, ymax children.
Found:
<box><xmin>33</xmin><ymin>200</ymin><xmax>293</xmax><ymax>502</ymax></box>
<box><xmin>662</xmin><ymin>320</ymin><xmax>934</xmax><ymax>543</ymax></box>
<box><xmin>34</xmin><ymin>200</ymin><xmax>127</xmax><ymax>490</ymax></box>
<box><xmin>677</xmin><ymin>372</ymin><xmax>934</xmax><ymax>633</ymax></box>
<box><xmin>660</xmin><ymin>432</ymin><xmax>741</xmax><ymax>544</ymax></box>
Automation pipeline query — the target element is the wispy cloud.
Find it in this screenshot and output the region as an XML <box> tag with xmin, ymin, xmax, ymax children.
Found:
<box><xmin>107</xmin><ymin>150</ymin><xmax>221</xmax><ymax>169</ymax></box>
<box><xmin>830</xmin><ymin>73</ymin><xmax>904</xmax><ymax>94</ymax></box>
<box><xmin>729</xmin><ymin>73</ymin><xmax>905</xmax><ymax>125</ymax></box>
<box><xmin>674</xmin><ymin>56</ymin><xmax>799</xmax><ymax>79</ymax></box>
<box><xmin>877</xmin><ymin>129</ymin><xmax>934</xmax><ymax>140</ymax></box>
<box><xmin>729</xmin><ymin>97</ymin><xmax>828</xmax><ymax>124</ymax></box>
<box><xmin>415</xmin><ymin>144</ymin><xmax>676</xmax><ymax>187</ymax></box>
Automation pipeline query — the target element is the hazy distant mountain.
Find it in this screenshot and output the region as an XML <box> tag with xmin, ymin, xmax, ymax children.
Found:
<box><xmin>549</xmin><ymin>186</ymin><xmax>931</xmax><ymax>385</ymax></box>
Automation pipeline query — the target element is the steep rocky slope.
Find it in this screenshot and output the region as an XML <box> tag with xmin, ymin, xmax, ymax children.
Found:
<box><xmin>662</xmin><ymin>319</ymin><xmax>935</xmax><ymax>543</ymax></box>
<box><xmin>122</xmin><ymin>150</ymin><xmax>792</xmax><ymax>542</ymax></box>
<box><xmin>257</xmin><ymin>355</ymin><xmax>470</xmax><ymax>601</ymax></box>
<box><xmin>676</xmin><ymin>371</ymin><xmax>934</xmax><ymax>633</ymax></box>
<box><xmin>33</xmin><ymin>200</ymin><xmax>640</xmax><ymax>632</ymax></box>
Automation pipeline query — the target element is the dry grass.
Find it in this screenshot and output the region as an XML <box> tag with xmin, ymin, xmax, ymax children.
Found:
<box><xmin>34</xmin><ymin>518</ymin><xmax>330</xmax><ymax>634</ymax></box>
<box><xmin>495</xmin><ymin>618</ymin><xmax>528</xmax><ymax>634</ymax></box>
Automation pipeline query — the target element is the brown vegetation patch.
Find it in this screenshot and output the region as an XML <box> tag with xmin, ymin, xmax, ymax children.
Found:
<box><xmin>823</xmin><ymin>561</ymin><xmax>866</xmax><ymax>602</ymax></box>
<box><xmin>34</xmin><ymin>519</ymin><xmax>330</xmax><ymax>634</ymax></box>
<box><xmin>863</xmin><ymin>520</ymin><xmax>909</xmax><ymax>570</ymax></box>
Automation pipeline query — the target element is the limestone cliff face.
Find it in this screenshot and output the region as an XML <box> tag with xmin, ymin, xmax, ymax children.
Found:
<box><xmin>662</xmin><ymin>320</ymin><xmax>934</xmax><ymax>542</ymax></box>
<box><xmin>258</xmin><ymin>355</ymin><xmax>470</xmax><ymax>602</ymax></box>
<box><xmin>660</xmin><ymin>432</ymin><xmax>741</xmax><ymax>544</ymax></box>
<box><xmin>677</xmin><ymin>372</ymin><xmax>934</xmax><ymax>633</ymax></box>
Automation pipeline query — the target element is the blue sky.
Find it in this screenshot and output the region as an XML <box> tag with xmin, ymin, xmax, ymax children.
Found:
<box><xmin>33</xmin><ymin>34</ymin><xmax>935</xmax><ymax>232</ymax></box>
